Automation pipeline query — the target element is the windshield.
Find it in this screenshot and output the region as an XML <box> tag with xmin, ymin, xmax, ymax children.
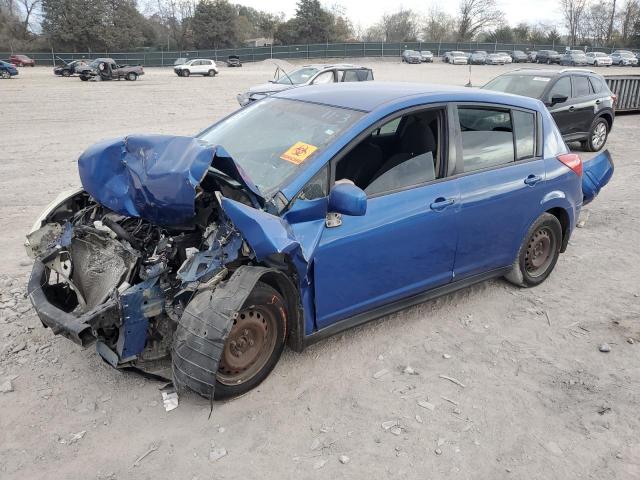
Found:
<box><xmin>198</xmin><ymin>98</ymin><xmax>364</xmax><ymax>195</ymax></box>
<box><xmin>452</xmin><ymin>51</ymin><xmax>465</xmax><ymax>55</ymax></box>
<box><xmin>484</xmin><ymin>74</ymin><xmax>551</xmax><ymax>99</ymax></box>
<box><xmin>618</xmin><ymin>51</ymin><xmax>634</xmax><ymax>57</ymax></box>
<box><xmin>275</xmin><ymin>67</ymin><xmax>319</xmax><ymax>85</ymax></box>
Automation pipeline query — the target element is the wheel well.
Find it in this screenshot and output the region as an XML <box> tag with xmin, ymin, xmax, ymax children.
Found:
<box><xmin>257</xmin><ymin>269</ymin><xmax>305</xmax><ymax>353</ymax></box>
<box><xmin>598</xmin><ymin>113</ymin><xmax>613</xmax><ymax>131</ymax></box>
<box><xmin>546</xmin><ymin>207</ymin><xmax>570</xmax><ymax>252</ymax></box>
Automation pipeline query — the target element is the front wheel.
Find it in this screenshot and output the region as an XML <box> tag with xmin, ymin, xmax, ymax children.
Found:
<box><xmin>215</xmin><ymin>282</ymin><xmax>287</xmax><ymax>399</ymax></box>
<box><xmin>1</xmin><ymin>70</ymin><xmax>10</xmax><ymax>79</ymax></box>
<box><xmin>585</xmin><ymin>117</ymin><xmax>609</xmax><ymax>152</ymax></box>
<box><xmin>182</xmin><ymin>69</ymin><xmax>190</xmax><ymax>77</ymax></box>
<box><xmin>505</xmin><ymin>213</ymin><xmax>562</xmax><ymax>287</ymax></box>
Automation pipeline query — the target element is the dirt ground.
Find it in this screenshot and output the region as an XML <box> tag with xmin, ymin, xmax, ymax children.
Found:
<box><xmin>1</xmin><ymin>59</ymin><xmax>639</xmax><ymax>480</ymax></box>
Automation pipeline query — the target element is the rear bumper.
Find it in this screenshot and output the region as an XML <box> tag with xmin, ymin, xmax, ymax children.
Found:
<box><xmin>27</xmin><ymin>260</ymin><xmax>117</xmax><ymax>347</ymax></box>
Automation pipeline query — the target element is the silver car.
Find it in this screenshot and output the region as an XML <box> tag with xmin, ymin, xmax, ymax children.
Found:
<box><xmin>485</xmin><ymin>53</ymin><xmax>506</xmax><ymax>65</ymax></box>
<box><xmin>420</xmin><ymin>51</ymin><xmax>434</xmax><ymax>63</ymax></box>
<box><xmin>586</xmin><ymin>52</ymin><xmax>612</xmax><ymax>67</ymax></box>
<box><xmin>237</xmin><ymin>64</ymin><xmax>374</xmax><ymax>106</ymax></box>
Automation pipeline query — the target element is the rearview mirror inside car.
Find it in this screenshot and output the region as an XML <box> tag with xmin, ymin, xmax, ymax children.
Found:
<box><xmin>550</xmin><ymin>94</ymin><xmax>568</xmax><ymax>106</ymax></box>
<box><xmin>328</xmin><ymin>182</ymin><xmax>367</xmax><ymax>217</ymax></box>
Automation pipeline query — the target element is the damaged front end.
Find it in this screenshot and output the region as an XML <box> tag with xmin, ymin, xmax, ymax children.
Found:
<box><xmin>25</xmin><ymin>135</ymin><xmax>297</xmax><ymax>392</ymax></box>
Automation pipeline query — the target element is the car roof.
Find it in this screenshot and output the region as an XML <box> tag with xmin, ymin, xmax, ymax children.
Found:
<box><xmin>501</xmin><ymin>68</ymin><xmax>595</xmax><ymax>77</ymax></box>
<box><xmin>301</xmin><ymin>63</ymin><xmax>368</xmax><ymax>70</ymax></box>
<box><xmin>274</xmin><ymin>81</ymin><xmax>543</xmax><ymax>113</ymax></box>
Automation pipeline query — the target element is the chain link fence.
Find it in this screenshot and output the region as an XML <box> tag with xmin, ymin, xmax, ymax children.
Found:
<box><xmin>1</xmin><ymin>41</ymin><xmax>624</xmax><ymax>67</ymax></box>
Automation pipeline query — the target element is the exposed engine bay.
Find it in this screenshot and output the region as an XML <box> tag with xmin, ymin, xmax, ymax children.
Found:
<box><xmin>27</xmin><ymin>179</ymin><xmax>253</xmax><ymax>375</ymax></box>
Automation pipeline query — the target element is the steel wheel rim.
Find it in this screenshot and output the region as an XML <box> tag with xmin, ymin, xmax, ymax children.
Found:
<box><xmin>525</xmin><ymin>227</ymin><xmax>556</xmax><ymax>277</ymax></box>
<box><xmin>217</xmin><ymin>306</ymin><xmax>277</xmax><ymax>385</ymax></box>
<box><xmin>592</xmin><ymin>122</ymin><xmax>607</xmax><ymax>148</ymax></box>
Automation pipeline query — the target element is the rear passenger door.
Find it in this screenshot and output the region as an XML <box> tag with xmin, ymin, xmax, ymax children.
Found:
<box><xmin>452</xmin><ymin>104</ymin><xmax>546</xmax><ymax>279</ymax></box>
<box><xmin>570</xmin><ymin>75</ymin><xmax>596</xmax><ymax>134</ymax></box>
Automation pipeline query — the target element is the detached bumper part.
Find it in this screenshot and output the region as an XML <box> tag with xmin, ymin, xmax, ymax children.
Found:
<box><xmin>28</xmin><ymin>260</ymin><xmax>116</xmax><ymax>347</ymax></box>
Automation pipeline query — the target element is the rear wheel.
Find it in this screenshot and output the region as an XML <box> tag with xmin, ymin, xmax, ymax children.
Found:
<box><xmin>1</xmin><ymin>70</ymin><xmax>10</xmax><ymax>79</ymax></box>
<box><xmin>62</xmin><ymin>70</ymin><xmax>71</xmax><ymax>77</ymax></box>
<box><xmin>585</xmin><ymin>117</ymin><xmax>608</xmax><ymax>152</ymax></box>
<box><xmin>126</xmin><ymin>72</ymin><xmax>138</xmax><ymax>81</ymax></box>
<box><xmin>208</xmin><ymin>69</ymin><xmax>215</xmax><ymax>76</ymax></box>
<box><xmin>505</xmin><ymin>213</ymin><xmax>562</xmax><ymax>287</ymax></box>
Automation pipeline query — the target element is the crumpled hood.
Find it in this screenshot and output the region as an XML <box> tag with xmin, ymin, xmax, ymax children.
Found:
<box><xmin>248</xmin><ymin>82</ymin><xmax>294</xmax><ymax>95</ymax></box>
<box><xmin>78</xmin><ymin>134</ymin><xmax>264</xmax><ymax>226</ymax></box>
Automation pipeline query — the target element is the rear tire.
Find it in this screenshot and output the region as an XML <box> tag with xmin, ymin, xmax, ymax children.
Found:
<box><xmin>585</xmin><ymin>117</ymin><xmax>609</xmax><ymax>152</ymax></box>
<box><xmin>62</xmin><ymin>70</ymin><xmax>71</xmax><ymax>77</ymax></box>
<box><xmin>208</xmin><ymin>69</ymin><xmax>215</xmax><ymax>76</ymax></box>
<box><xmin>1</xmin><ymin>70</ymin><xmax>10</xmax><ymax>79</ymax></box>
<box><xmin>505</xmin><ymin>213</ymin><xmax>562</xmax><ymax>287</ymax></box>
<box><xmin>126</xmin><ymin>72</ymin><xmax>137</xmax><ymax>81</ymax></box>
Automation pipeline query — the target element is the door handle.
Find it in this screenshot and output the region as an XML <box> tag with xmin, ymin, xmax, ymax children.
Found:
<box><xmin>430</xmin><ymin>197</ymin><xmax>455</xmax><ymax>211</ymax></box>
<box><xmin>524</xmin><ymin>174</ymin><xmax>542</xmax><ymax>186</ymax></box>
<box><xmin>568</xmin><ymin>106</ymin><xmax>575</xmax><ymax>112</ymax></box>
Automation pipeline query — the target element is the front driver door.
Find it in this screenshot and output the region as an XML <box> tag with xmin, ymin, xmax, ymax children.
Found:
<box><xmin>310</xmin><ymin>107</ymin><xmax>459</xmax><ymax>329</ymax></box>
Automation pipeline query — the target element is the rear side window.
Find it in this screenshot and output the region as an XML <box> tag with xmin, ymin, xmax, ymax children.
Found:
<box><xmin>572</xmin><ymin>76</ymin><xmax>592</xmax><ymax>97</ymax></box>
<box><xmin>512</xmin><ymin>111</ymin><xmax>536</xmax><ymax>159</ymax></box>
<box><xmin>458</xmin><ymin>108</ymin><xmax>514</xmax><ymax>172</ymax></box>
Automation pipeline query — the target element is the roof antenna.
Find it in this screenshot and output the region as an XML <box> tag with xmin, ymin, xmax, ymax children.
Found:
<box><xmin>465</xmin><ymin>61</ymin><xmax>472</xmax><ymax>87</ymax></box>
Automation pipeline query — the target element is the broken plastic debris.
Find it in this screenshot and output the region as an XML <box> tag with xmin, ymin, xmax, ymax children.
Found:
<box><xmin>162</xmin><ymin>390</ymin><xmax>179</xmax><ymax>411</ymax></box>
<box><xmin>373</xmin><ymin>368</ymin><xmax>389</xmax><ymax>379</ymax></box>
<box><xmin>417</xmin><ymin>400</ymin><xmax>435</xmax><ymax>411</ymax></box>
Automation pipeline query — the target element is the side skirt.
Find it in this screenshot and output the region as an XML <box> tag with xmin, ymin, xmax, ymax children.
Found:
<box><xmin>303</xmin><ymin>267</ymin><xmax>511</xmax><ymax>348</ymax></box>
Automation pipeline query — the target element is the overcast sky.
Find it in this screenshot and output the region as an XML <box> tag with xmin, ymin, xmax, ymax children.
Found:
<box><xmin>236</xmin><ymin>0</ymin><xmax>562</xmax><ymax>30</ymax></box>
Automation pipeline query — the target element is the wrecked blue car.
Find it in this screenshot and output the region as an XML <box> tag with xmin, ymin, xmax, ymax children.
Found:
<box><xmin>25</xmin><ymin>83</ymin><xmax>614</xmax><ymax>399</ymax></box>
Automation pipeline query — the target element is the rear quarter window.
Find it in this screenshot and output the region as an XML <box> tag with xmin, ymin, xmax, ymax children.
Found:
<box><xmin>572</xmin><ymin>76</ymin><xmax>592</xmax><ymax>97</ymax></box>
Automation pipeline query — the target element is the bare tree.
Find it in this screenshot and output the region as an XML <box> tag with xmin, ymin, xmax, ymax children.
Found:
<box><xmin>456</xmin><ymin>0</ymin><xmax>504</xmax><ymax>41</ymax></box>
<box><xmin>560</xmin><ymin>0</ymin><xmax>588</xmax><ymax>46</ymax></box>
<box><xmin>17</xmin><ymin>0</ymin><xmax>40</xmax><ymax>35</ymax></box>
<box><xmin>618</xmin><ymin>0</ymin><xmax>640</xmax><ymax>42</ymax></box>
<box><xmin>423</xmin><ymin>6</ymin><xmax>456</xmax><ymax>42</ymax></box>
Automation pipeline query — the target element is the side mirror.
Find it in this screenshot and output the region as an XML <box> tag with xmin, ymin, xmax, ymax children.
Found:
<box><xmin>550</xmin><ymin>94</ymin><xmax>568</xmax><ymax>106</ymax></box>
<box><xmin>328</xmin><ymin>182</ymin><xmax>367</xmax><ymax>217</ymax></box>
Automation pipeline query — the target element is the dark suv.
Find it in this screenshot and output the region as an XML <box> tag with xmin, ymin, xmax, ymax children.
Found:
<box><xmin>483</xmin><ymin>68</ymin><xmax>615</xmax><ymax>151</ymax></box>
<box><xmin>536</xmin><ymin>50</ymin><xmax>561</xmax><ymax>64</ymax></box>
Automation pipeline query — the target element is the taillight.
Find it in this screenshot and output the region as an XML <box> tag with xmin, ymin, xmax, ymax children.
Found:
<box><xmin>557</xmin><ymin>153</ymin><xmax>583</xmax><ymax>176</ymax></box>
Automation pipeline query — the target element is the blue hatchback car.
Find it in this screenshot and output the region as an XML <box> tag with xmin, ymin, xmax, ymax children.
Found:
<box><xmin>26</xmin><ymin>82</ymin><xmax>613</xmax><ymax>399</ymax></box>
<box><xmin>0</xmin><ymin>60</ymin><xmax>19</xmax><ymax>79</ymax></box>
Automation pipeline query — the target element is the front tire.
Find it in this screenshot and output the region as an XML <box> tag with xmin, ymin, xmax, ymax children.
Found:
<box><xmin>585</xmin><ymin>117</ymin><xmax>609</xmax><ymax>152</ymax></box>
<box><xmin>182</xmin><ymin>69</ymin><xmax>190</xmax><ymax>77</ymax></box>
<box><xmin>505</xmin><ymin>213</ymin><xmax>562</xmax><ymax>287</ymax></box>
<box><xmin>215</xmin><ymin>282</ymin><xmax>287</xmax><ymax>399</ymax></box>
<box><xmin>1</xmin><ymin>70</ymin><xmax>10</xmax><ymax>79</ymax></box>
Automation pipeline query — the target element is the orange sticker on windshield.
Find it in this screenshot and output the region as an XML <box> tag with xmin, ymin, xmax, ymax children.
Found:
<box><xmin>280</xmin><ymin>142</ymin><xmax>318</xmax><ymax>165</ymax></box>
